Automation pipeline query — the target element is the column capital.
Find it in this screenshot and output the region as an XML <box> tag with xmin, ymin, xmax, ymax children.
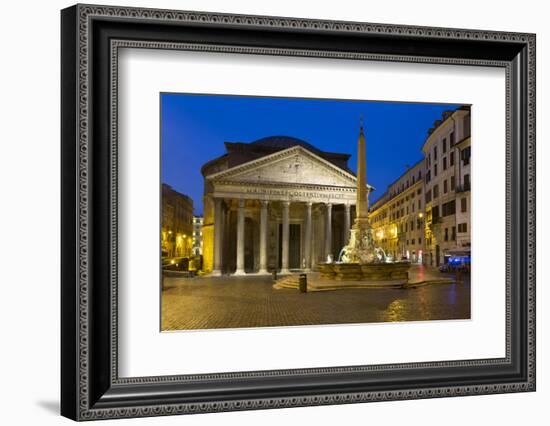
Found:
<box><xmin>344</xmin><ymin>203</ymin><xmax>351</xmax><ymax>211</ymax></box>
<box><xmin>282</xmin><ymin>200</ymin><xmax>291</xmax><ymax>208</ymax></box>
<box><xmin>237</xmin><ymin>198</ymin><xmax>245</xmax><ymax>208</ymax></box>
<box><xmin>325</xmin><ymin>202</ymin><xmax>333</xmax><ymax>210</ymax></box>
<box><xmin>305</xmin><ymin>201</ymin><xmax>313</xmax><ymax>208</ymax></box>
<box><xmin>260</xmin><ymin>199</ymin><xmax>269</xmax><ymax>208</ymax></box>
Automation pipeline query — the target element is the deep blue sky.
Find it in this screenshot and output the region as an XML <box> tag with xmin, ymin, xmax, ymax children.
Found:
<box><xmin>161</xmin><ymin>93</ymin><xmax>461</xmax><ymax>215</ymax></box>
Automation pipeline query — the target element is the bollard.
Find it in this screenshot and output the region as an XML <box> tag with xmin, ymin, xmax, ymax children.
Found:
<box><xmin>272</xmin><ymin>270</ymin><xmax>278</xmax><ymax>281</ymax></box>
<box><xmin>299</xmin><ymin>273</ymin><xmax>307</xmax><ymax>293</ymax></box>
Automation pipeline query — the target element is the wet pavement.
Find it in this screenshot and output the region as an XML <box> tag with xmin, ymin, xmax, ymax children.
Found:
<box><xmin>161</xmin><ymin>265</ymin><xmax>470</xmax><ymax>331</ymax></box>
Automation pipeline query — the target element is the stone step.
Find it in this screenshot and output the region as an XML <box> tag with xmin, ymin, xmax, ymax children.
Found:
<box><xmin>272</xmin><ymin>272</ymin><xmax>455</xmax><ymax>292</ymax></box>
<box><xmin>273</xmin><ymin>274</ymin><xmax>300</xmax><ymax>289</ymax></box>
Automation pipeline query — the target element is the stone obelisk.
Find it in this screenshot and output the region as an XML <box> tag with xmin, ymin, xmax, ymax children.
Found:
<box><xmin>355</xmin><ymin>123</ymin><xmax>369</xmax><ymax>224</ymax></box>
<box><xmin>339</xmin><ymin>118</ymin><xmax>378</xmax><ymax>264</ymax></box>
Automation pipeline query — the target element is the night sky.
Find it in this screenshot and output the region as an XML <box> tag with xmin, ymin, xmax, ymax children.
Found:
<box><xmin>161</xmin><ymin>93</ymin><xmax>461</xmax><ymax>215</ymax></box>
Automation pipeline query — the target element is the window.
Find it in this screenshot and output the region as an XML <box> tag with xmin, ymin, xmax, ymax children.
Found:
<box><xmin>434</xmin><ymin>164</ymin><xmax>438</xmax><ymax>177</ymax></box>
<box><xmin>425</xmin><ymin>169</ymin><xmax>431</xmax><ymax>184</ymax></box>
<box><xmin>462</xmin><ymin>146</ymin><xmax>471</xmax><ymax>165</ymax></box>
<box><xmin>443</xmin><ymin>179</ymin><xmax>448</xmax><ymax>194</ymax></box>
<box><xmin>452</xmin><ymin>226</ymin><xmax>456</xmax><ymax>241</ymax></box>
<box><xmin>432</xmin><ymin>205</ymin><xmax>440</xmax><ymax>221</ymax></box>
<box><xmin>419</xmin><ymin>237</ymin><xmax>422</xmax><ymax>245</ymax></box>
<box><xmin>442</xmin><ymin>200</ymin><xmax>456</xmax><ymax>217</ymax></box>
<box><xmin>411</xmin><ymin>220</ymin><xmax>414</xmax><ymax>231</ymax></box>
<box><xmin>405</xmin><ymin>223</ymin><xmax>408</xmax><ymax>232</ymax></box>
<box><xmin>425</xmin><ymin>189</ymin><xmax>432</xmax><ymax>203</ymax></box>
<box><xmin>463</xmin><ymin>115</ymin><xmax>471</xmax><ymax>138</ymax></box>
<box><xmin>461</xmin><ymin>197</ymin><xmax>467</xmax><ymax>212</ymax></box>
<box><xmin>458</xmin><ymin>223</ymin><xmax>468</xmax><ymax>233</ymax></box>
<box><xmin>442</xmin><ymin>138</ymin><xmax>447</xmax><ymax>153</ymax></box>
<box><xmin>433</xmin><ymin>184</ymin><xmax>439</xmax><ymax>198</ymax></box>
<box><xmin>464</xmin><ymin>174</ymin><xmax>471</xmax><ymax>191</ymax></box>
<box><xmin>443</xmin><ymin>157</ymin><xmax>447</xmax><ymax>170</ymax></box>
<box><xmin>451</xmin><ymin>175</ymin><xmax>456</xmax><ymax>191</ymax></box>
<box><xmin>445</xmin><ymin>228</ymin><xmax>449</xmax><ymax>241</ymax></box>
<box><xmin>418</xmin><ymin>200</ymin><xmax>421</xmax><ymax>209</ymax></box>
<box><xmin>450</xmin><ymin>151</ymin><xmax>455</xmax><ymax>166</ymax></box>
<box><xmin>434</xmin><ymin>145</ymin><xmax>438</xmax><ymax>159</ymax></box>
<box><xmin>412</xmin><ymin>239</ymin><xmax>415</xmax><ymax>245</ymax></box>
<box><xmin>450</xmin><ymin>131</ymin><xmax>455</xmax><ymax>146</ymax></box>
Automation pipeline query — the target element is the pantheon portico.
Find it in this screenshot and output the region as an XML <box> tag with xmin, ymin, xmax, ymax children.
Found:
<box><xmin>200</xmin><ymin>136</ymin><xmax>372</xmax><ymax>275</ymax></box>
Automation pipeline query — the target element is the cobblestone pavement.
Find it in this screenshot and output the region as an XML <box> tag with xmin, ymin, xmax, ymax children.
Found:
<box><xmin>161</xmin><ymin>265</ymin><xmax>470</xmax><ymax>331</ymax></box>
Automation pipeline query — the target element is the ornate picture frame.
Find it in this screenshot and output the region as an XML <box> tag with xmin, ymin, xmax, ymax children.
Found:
<box><xmin>61</xmin><ymin>4</ymin><xmax>535</xmax><ymax>421</ymax></box>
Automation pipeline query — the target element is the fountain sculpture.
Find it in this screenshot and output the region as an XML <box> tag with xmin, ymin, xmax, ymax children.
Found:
<box><xmin>318</xmin><ymin>120</ymin><xmax>410</xmax><ymax>282</ymax></box>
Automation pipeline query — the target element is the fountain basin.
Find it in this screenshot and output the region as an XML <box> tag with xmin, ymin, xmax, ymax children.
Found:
<box><xmin>318</xmin><ymin>262</ymin><xmax>410</xmax><ymax>282</ymax></box>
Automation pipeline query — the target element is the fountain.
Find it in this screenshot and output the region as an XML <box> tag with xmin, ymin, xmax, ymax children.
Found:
<box><xmin>318</xmin><ymin>120</ymin><xmax>410</xmax><ymax>283</ymax></box>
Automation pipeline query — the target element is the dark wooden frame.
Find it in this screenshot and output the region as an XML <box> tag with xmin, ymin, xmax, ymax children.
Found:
<box><xmin>61</xmin><ymin>4</ymin><xmax>536</xmax><ymax>421</ymax></box>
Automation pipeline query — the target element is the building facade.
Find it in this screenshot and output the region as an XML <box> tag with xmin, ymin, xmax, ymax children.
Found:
<box><xmin>369</xmin><ymin>105</ymin><xmax>471</xmax><ymax>267</ymax></box>
<box><xmin>192</xmin><ymin>216</ymin><xmax>204</xmax><ymax>256</ymax></box>
<box><xmin>370</xmin><ymin>161</ymin><xmax>425</xmax><ymax>263</ymax></box>
<box><xmin>161</xmin><ymin>184</ymin><xmax>194</xmax><ymax>258</ymax></box>
<box><xmin>200</xmin><ymin>135</ymin><xmax>372</xmax><ymax>275</ymax></box>
<box><xmin>423</xmin><ymin>107</ymin><xmax>471</xmax><ymax>266</ymax></box>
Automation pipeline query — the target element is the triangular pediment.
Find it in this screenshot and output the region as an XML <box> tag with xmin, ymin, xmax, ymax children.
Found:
<box><xmin>207</xmin><ymin>146</ymin><xmax>357</xmax><ymax>188</ymax></box>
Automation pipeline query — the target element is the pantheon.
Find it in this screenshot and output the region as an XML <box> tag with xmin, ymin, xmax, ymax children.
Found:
<box><xmin>200</xmin><ymin>134</ymin><xmax>372</xmax><ymax>275</ymax></box>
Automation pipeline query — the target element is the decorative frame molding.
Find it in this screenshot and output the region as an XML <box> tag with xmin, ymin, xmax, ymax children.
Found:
<box><xmin>61</xmin><ymin>4</ymin><xmax>535</xmax><ymax>421</ymax></box>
